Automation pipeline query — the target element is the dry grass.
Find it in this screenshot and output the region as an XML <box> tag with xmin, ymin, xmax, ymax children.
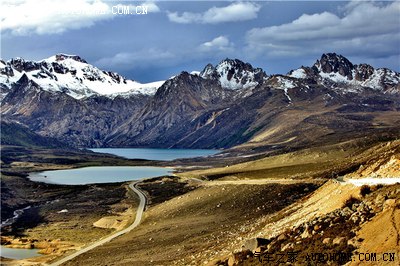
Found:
<box><xmin>61</xmin><ymin>182</ymin><xmax>319</xmax><ymax>266</ymax></box>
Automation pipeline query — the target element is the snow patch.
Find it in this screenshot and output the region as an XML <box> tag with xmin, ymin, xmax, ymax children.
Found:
<box><xmin>215</xmin><ymin>60</ymin><xmax>259</xmax><ymax>90</ymax></box>
<box><xmin>318</xmin><ymin>67</ymin><xmax>399</xmax><ymax>93</ymax></box>
<box><xmin>275</xmin><ymin>77</ymin><xmax>294</xmax><ymax>103</ymax></box>
<box><xmin>289</xmin><ymin>68</ymin><xmax>306</xmax><ymax>79</ymax></box>
<box><xmin>319</xmin><ymin>71</ymin><xmax>350</xmax><ymax>83</ymax></box>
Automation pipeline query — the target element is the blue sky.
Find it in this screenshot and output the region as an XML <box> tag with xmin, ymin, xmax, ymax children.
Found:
<box><xmin>1</xmin><ymin>1</ymin><xmax>399</xmax><ymax>82</ymax></box>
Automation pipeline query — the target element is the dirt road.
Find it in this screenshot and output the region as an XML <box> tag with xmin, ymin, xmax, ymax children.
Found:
<box><xmin>48</xmin><ymin>181</ymin><xmax>146</xmax><ymax>266</ymax></box>
<box><xmin>335</xmin><ymin>177</ymin><xmax>400</xmax><ymax>186</ymax></box>
<box><xmin>199</xmin><ymin>178</ymin><xmax>325</xmax><ymax>186</ymax></box>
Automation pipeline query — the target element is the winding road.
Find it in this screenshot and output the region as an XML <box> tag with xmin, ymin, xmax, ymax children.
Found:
<box><xmin>335</xmin><ymin>177</ymin><xmax>400</xmax><ymax>186</ymax></box>
<box><xmin>47</xmin><ymin>176</ymin><xmax>400</xmax><ymax>265</ymax></box>
<box><xmin>48</xmin><ymin>181</ymin><xmax>146</xmax><ymax>266</ymax></box>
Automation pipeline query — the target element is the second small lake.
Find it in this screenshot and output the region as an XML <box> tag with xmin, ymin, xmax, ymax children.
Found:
<box><xmin>28</xmin><ymin>166</ymin><xmax>171</xmax><ymax>185</ymax></box>
<box><xmin>0</xmin><ymin>245</ymin><xmax>42</xmax><ymax>260</ymax></box>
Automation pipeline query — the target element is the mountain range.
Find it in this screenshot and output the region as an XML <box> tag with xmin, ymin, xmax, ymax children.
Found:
<box><xmin>1</xmin><ymin>53</ymin><xmax>399</xmax><ymax>151</ymax></box>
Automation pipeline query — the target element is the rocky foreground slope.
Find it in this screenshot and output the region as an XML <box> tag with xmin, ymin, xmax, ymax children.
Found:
<box><xmin>1</xmin><ymin>53</ymin><xmax>399</xmax><ymax>149</ymax></box>
<box><xmin>216</xmin><ymin>141</ymin><xmax>400</xmax><ymax>266</ymax></box>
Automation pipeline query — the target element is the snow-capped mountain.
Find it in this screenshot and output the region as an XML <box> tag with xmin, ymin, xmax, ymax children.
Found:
<box><xmin>0</xmin><ymin>54</ymin><xmax>165</xmax><ymax>100</ymax></box>
<box><xmin>288</xmin><ymin>53</ymin><xmax>400</xmax><ymax>94</ymax></box>
<box><xmin>1</xmin><ymin>53</ymin><xmax>399</xmax><ymax>149</ymax></box>
<box><xmin>200</xmin><ymin>58</ymin><xmax>266</xmax><ymax>90</ymax></box>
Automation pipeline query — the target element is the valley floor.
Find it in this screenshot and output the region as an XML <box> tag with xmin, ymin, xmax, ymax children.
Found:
<box><xmin>1</xmin><ymin>139</ymin><xmax>399</xmax><ymax>265</ymax></box>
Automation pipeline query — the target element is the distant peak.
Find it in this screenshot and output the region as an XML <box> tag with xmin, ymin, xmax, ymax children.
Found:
<box><xmin>18</xmin><ymin>73</ymin><xmax>30</xmax><ymax>84</ymax></box>
<box><xmin>217</xmin><ymin>58</ymin><xmax>251</xmax><ymax>68</ymax></box>
<box><xmin>48</xmin><ymin>54</ymin><xmax>88</xmax><ymax>64</ymax></box>
<box><xmin>219</xmin><ymin>58</ymin><xmax>236</xmax><ymax>63</ymax></box>
<box><xmin>200</xmin><ymin>58</ymin><xmax>266</xmax><ymax>90</ymax></box>
<box><xmin>314</xmin><ymin>53</ymin><xmax>354</xmax><ymax>79</ymax></box>
<box><xmin>200</xmin><ymin>63</ymin><xmax>216</xmax><ymax>79</ymax></box>
<box><xmin>320</xmin><ymin>53</ymin><xmax>352</xmax><ymax>63</ymax></box>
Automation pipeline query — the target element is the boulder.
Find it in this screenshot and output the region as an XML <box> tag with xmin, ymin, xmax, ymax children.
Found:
<box><xmin>383</xmin><ymin>199</ymin><xmax>396</xmax><ymax>210</ymax></box>
<box><xmin>322</xmin><ymin>238</ymin><xmax>331</xmax><ymax>245</ymax></box>
<box><xmin>332</xmin><ymin>237</ymin><xmax>346</xmax><ymax>246</ymax></box>
<box><xmin>242</xmin><ymin>238</ymin><xmax>270</xmax><ymax>251</ymax></box>
<box><xmin>301</xmin><ymin>229</ymin><xmax>311</xmax><ymax>239</ymax></box>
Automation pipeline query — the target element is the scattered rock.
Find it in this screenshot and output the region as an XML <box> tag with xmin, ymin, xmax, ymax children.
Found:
<box><xmin>347</xmin><ymin>238</ymin><xmax>360</xmax><ymax>248</ymax></box>
<box><xmin>375</xmin><ymin>194</ymin><xmax>386</xmax><ymax>205</ymax></box>
<box><xmin>322</xmin><ymin>238</ymin><xmax>331</xmax><ymax>245</ymax></box>
<box><xmin>301</xmin><ymin>229</ymin><xmax>311</xmax><ymax>239</ymax></box>
<box><xmin>281</xmin><ymin>242</ymin><xmax>294</xmax><ymax>251</ymax></box>
<box><xmin>227</xmin><ymin>254</ymin><xmax>237</xmax><ymax>266</ymax></box>
<box><xmin>383</xmin><ymin>199</ymin><xmax>396</xmax><ymax>209</ymax></box>
<box><xmin>277</xmin><ymin>234</ymin><xmax>287</xmax><ymax>241</ymax></box>
<box><xmin>313</xmin><ymin>224</ymin><xmax>321</xmax><ymax>231</ymax></box>
<box><xmin>332</xmin><ymin>237</ymin><xmax>346</xmax><ymax>246</ymax></box>
<box><xmin>242</xmin><ymin>238</ymin><xmax>270</xmax><ymax>251</ymax></box>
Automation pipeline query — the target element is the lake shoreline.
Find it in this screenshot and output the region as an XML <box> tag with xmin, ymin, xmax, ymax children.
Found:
<box><xmin>27</xmin><ymin>166</ymin><xmax>173</xmax><ymax>185</ymax></box>
<box><xmin>0</xmin><ymin>172</ymin><xmax>140</xmax><ymax>263</ymax></box>
<box><xmin>0</xmin><ymin>147</ymin><xmax>219</xmax><ymax>263</ymax></box>
<box><xmin>89</xmin><ymin>147</ymin><xmax>219</xmax><ymax>161</ymax></box>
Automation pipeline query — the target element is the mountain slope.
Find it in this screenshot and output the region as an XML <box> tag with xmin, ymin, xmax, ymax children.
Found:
<box><xmin>0</xmin><ymin>54</ymin><xmax>165</xmax><ymax>100</ymax></box>
<box><xmin>1</xmin><ymin>74</ymin><xmax>150</xmax><ymax>147</ymax></box>
<box><xmin>1</xmin><ymin>53</ymin><xmax>399</xmax><ymax>150</ymax></box>
<box><xmin>106</xmin><ymin>72</ymin><xmax>235</xmax><ymax>147</ymax></box>
<box><xmin>0</xmin><ymin>120</ymin><xmax>68</xmax><ymax>148</ymax></box>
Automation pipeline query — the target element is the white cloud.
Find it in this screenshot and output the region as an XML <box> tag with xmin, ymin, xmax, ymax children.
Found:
<box><xmin>199</xmin><ymin>36</ymin><xmax>234</xmax><ymax>52</ymax></box>
<box><xmin>245</xmin><ymin>1</ymin><xmax>400</xmax><ymax>60</ymax></box>
<box><xmin>142</xmin><ymin>1</ymin><xmax>160</xmax><ymax>13</ymax></box>
<box><xmin>0</xmin><ymin>0</ymin><xmax>161</xmax><ymax>35</ymax></box>
<box><xmin>0</xmin><ymin>0</ymin><xmax>112</xmax><ymax>35</ymax></box>
<box><xmin>168</xmin><ymin>2</ymin><xmax>260</xmax><ymax>24</ymax></box>
<box><xmin>95</xmin><ymin>48</ymin><xmax>175</xmax><ymax>70</ymax></box>
<box><xmin>167</xmin><ymin>12</ymin><xmax>201</xmax><ymax>24</ymax></box>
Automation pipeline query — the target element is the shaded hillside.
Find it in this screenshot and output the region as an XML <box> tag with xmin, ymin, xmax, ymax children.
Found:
<box><xmin>0</xmin><ymin>120</ymin><xmax>68</xmax><ymax>148</ymax></box>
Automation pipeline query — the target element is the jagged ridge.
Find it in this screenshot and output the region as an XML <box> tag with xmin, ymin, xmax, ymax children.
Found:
<box><xmin>1</xmin><ymin>53</ymin><xmax>399</xmax><ymax>149</ymax></box>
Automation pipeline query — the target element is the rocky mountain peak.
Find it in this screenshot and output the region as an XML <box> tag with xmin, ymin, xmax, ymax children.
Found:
<box><xmin>200</xmin><ymin>58</ymin><xmax>266</xmax><ymax>90</ymax></box>
<box><xmin>314</xmin><ymin>53</ymin><xmax>354</xmax><ymax>80</ymax></box>
<box><xmin>200</xmin><ymin>64</ymin><xmax>217</xmax><ymax>80</ymax></box>
<box><xmin>354</xmin><ymin>63</ymin><xmax>375</xmax><ymax>81</ymax></box>
<box><xmin>157</xmin><ymin>71</ymin><xmax>207</xmax><ymax>93</ymax></box>
<box><xmin>216</xmin><ymin>58</ymin><xmax>255</xmax><ymax>71</ymax></box>
<box><xmin>53</xmin><ymin>54</ymin><xmax>88</xmax><ymax>64</ymax></box>
<box><xmin>9</xmin><ymin>58</ymin><xmax>41</xmax><ymax>73</ymax></box>
<box><xmin>7</xmin><ymin>73</ymin><xmax>41</xmax><ymax>96</ymax></box>
<box><xmin>17</xmin><ymin>73</ymin><xmax>30</xmax><ymax>84</ymax></box>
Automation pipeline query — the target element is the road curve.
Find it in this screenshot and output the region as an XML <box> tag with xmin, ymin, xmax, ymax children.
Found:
<box><xmin>48</xmin><ymin>181</ymin><xmax>146</xmax><ymax>266</ymax></box>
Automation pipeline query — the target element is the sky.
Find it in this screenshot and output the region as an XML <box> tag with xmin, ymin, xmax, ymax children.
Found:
<box><xmin>1</xmin><ymin>0</ymin><xmax>399</xmax><ymax>82</ymax></box>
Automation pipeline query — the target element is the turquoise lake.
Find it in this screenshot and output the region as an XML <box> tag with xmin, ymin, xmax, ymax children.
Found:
<box><xmin>28</xmin><ymin>148</ymin><xmax>219</xmax><ymax>185</ymax></box>
<box><xmin>0</xmin><ymin>246</ymin><xmax>42</xmax><ymax>260</ymax></box>
<box><xmin>89</xmin><ymin>148</ymin><xmax>218</xmax><ymax>161</ymax></box>
<box><xmin>28</xmin><ymin>166</ymin><xmax>171</xmax><ymax>185</ymax></box>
